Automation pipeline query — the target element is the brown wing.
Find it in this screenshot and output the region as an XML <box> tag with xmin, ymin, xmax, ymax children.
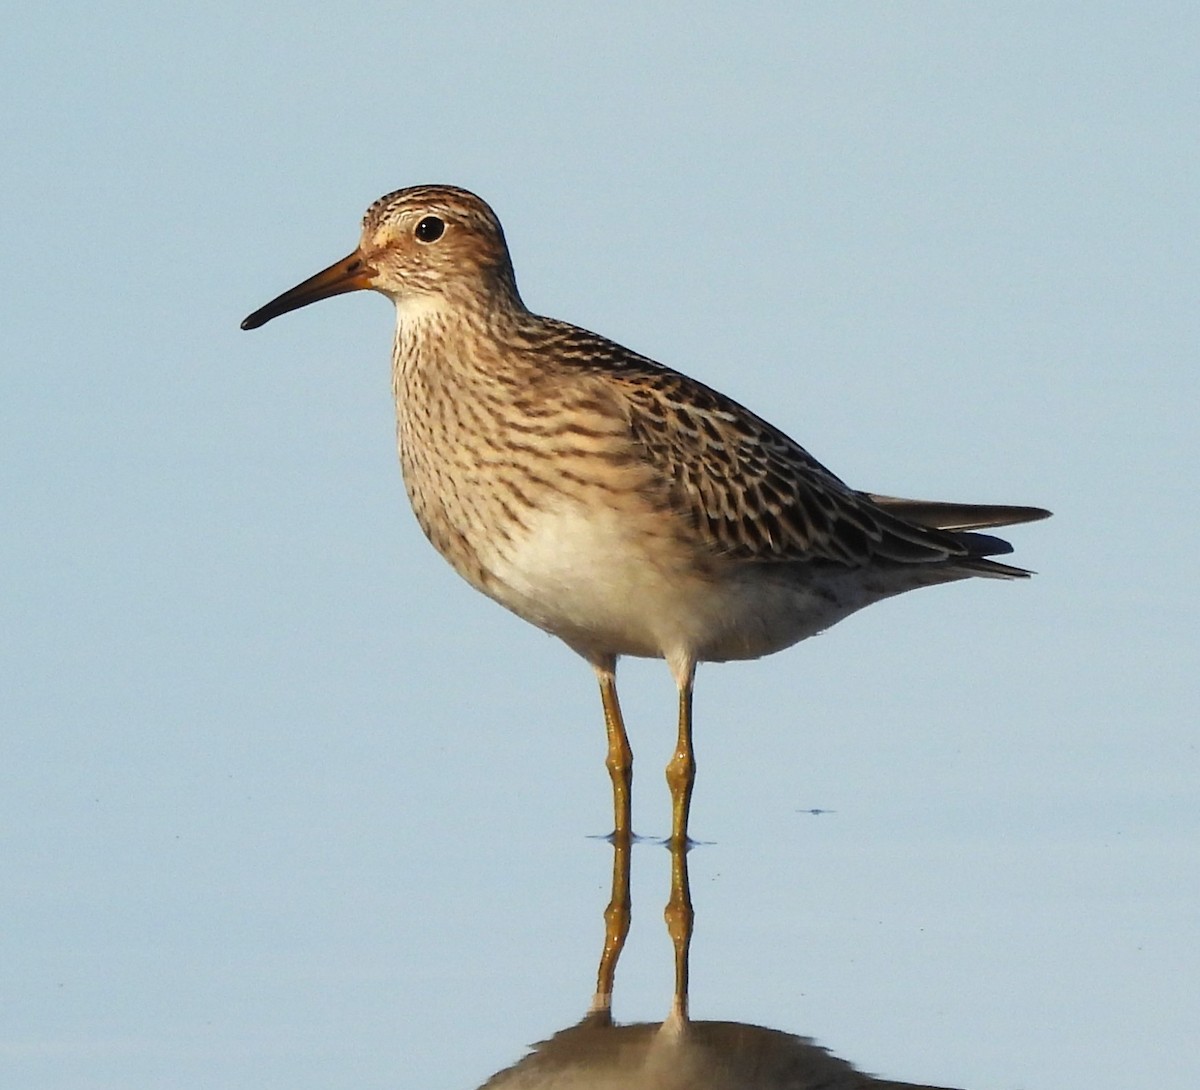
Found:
<box><xmin>534</xmin><ymin>318</ymin><xmax>1039</xmax><ymax>573</ymax></box>
<box><xmin>609</xmin><ymin>367</ymin><xmax>985</xmax><ymax>568</ymax></box>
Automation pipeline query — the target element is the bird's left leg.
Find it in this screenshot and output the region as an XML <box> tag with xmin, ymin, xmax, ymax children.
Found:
<box><xmin>664</xmin><ymin>657</ymin><xmax>697</xmax><ymax>848</ymax></box>
<box><xmin>663</xmin><ymin>657</ymin><xmax>697</xmax><ymax>1027</ymax></box>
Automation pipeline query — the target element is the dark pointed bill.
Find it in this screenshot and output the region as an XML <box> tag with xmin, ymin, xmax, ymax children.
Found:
<box><xmin>240</xmin><ymin>250</ymin><xmax>376</xmax><ymax>330</ymax></box>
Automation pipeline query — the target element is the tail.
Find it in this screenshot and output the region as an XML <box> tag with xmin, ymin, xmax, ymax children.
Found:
<box><xmin>866</xmin><ymin>494</ymin><xmax>1051</xmax><ymax>579</ymax></box>
<box><xmin>866</xmin><ymin>494</ymin><xmax>1051</xmax><ymax>532</ymax></box>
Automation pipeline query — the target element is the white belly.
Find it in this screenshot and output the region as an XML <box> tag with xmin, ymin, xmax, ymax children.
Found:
<box><xmin>478</xmin><ymin>496</ymin><xmax>864</xmax><ymax>667</ymax></box>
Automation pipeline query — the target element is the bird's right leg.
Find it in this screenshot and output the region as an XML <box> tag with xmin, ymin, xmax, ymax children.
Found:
<box><xmin>595</xmin><ymin>659</ymin><xmax>633</xmax><ymax>840</ymax></box>
<box><xmin>591</xmin><ymin>659</ymin><xmax>633</xmax><ymax>1016</ymax></box>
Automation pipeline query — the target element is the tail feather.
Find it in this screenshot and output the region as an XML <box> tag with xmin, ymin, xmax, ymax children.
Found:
<box><xmin>864</xmin><ymin>495</ymin><xmax>1049</xmax><ymax>580</ymax></box>
<box><xmin>959</xmin><ymin>555</ymin><xmax>1035</xmax><ymax>579</ymax></box>
<box><xmin>866</xmin><ymin>494</ymin><xmax>1051</xmax><ymax>532</ymax></box>
<box><xmin>948</xmin><ymin>528</ymin><xmax>1036</xmax><ymax>579</ymax></box>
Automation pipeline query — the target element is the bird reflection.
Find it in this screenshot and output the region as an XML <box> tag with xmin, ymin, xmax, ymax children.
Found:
<box><xmin>476</xmin><ymin>835</ymin><xmax>964</xmax><ymax>1089</ymax></box>
<box><xmin>479</xmin><ymin>1018</ymin><xmax>963</xmax><ymax>1090</ymax></box>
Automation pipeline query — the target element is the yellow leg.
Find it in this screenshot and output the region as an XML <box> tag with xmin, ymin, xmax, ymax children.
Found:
<box><xmin>587</xmin><ymin>661</ymin><xmax>632</xmax><ymax>1020</ymax></box>
<box><xmin>589</xmin><ymin>827</ymin><xmax>632</xmax><ymax>1021</ymax></box>
<box><xmin>596</xmin><ymin>663</ymin><xmax>633</xmax><ymax>840</ymax></box>
<box><xmin>664</xmin><ymin>665</ymin><xmax>696</xmax><ymax>848</ymax></box>
<box><xmin>662</xmin><ymin>661</ymin><xmax>696</xmax><ymax>1029</ymax></box>
<box><xmin>662</xmin><ymin>822</ymin><xmax>694</xmax><ymax>1030</ymax></box>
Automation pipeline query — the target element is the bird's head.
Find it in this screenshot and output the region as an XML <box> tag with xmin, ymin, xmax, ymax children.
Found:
<box><xmin>241</xmin><ymin>185</ymin><xmax>519</xmax><ymax>331</ymax></box>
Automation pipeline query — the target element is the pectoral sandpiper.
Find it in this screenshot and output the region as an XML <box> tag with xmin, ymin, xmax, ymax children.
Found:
<box><xmin>242</xmin><ymin>185</ymin><xmax>1048</xmax><ymax>848</ymax></box>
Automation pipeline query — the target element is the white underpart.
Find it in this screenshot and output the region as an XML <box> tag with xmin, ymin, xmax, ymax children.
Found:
<box><xmin>483</xmin><ymin>494</ymin><xmax>867</xmax><ymax>671</ymax></box>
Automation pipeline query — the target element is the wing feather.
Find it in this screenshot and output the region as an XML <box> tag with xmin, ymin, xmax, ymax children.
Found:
<box><xmin>610</xmin><ymin>368</ymin><xmax>970</xmax><ymax>568</ymax></box>
<box><xmin>534</xmin><ymin>319</ymin><xmax>1043</xmax><ymax>573</ymax></box>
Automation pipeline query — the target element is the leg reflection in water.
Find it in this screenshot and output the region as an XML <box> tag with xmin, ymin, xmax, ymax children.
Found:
<box><xmin>479</xmin><ymin>836</ymin><xmax>966</xmax><ymax>1090</ymax></box>
<box><xmin>590</xmin><ymin>830</ymin><xmax>693</xmax><ymax>1030</ymax></box>
<box><xmin>589</xmin><ymin>829</ymin><xmax>632</xmax><ymax>1023</ymax></box>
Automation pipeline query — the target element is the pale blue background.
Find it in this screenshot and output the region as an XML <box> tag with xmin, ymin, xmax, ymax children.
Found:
<box><xmin>3</xmin><ymin>4</ymin><xmax>1196</xmax><ymax>1089</ymax></box>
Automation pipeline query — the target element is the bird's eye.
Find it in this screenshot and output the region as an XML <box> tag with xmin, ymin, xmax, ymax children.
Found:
<box><xmin>415</xmin><ymin>216</ymin><xmax>445</xmax><ymax>243</ymax></box>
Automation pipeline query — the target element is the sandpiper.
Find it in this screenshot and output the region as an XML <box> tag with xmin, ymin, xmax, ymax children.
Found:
<box><xmin>242</xmin><ymin>185</ymin><xmax>1049</xmax><ymax>846</ymax></box>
